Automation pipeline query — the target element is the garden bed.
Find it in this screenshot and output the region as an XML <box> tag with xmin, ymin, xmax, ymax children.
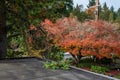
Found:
<box><xmin>71</xmin><ymin>58</ymin><xmax>120</xmax><ymax>79</ymax></box>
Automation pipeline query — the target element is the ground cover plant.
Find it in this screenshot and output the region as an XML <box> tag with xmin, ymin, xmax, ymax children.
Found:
<box><xmin>43</xmin><ymin>60</ymin><xmax>71</xmax><ymax>70</ymax></box>
<box><xmin>75</xmin><ymin>58</ymin><xmax>120</xmax><ymax>78</ymax></box>
<box><xmin>43</xmin><ymin>50</ymin><xmax>72</xmax><ymax>70</ymax></box>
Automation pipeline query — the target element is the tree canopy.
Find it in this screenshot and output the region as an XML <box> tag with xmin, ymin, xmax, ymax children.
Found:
<box><xmin>0</xmin><ymin>0</ymin><xmax>73</xmax><ymax>58</ymax></box>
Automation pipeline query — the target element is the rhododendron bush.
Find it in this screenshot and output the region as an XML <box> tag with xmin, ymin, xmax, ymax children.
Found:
<box><xmin>41</xmin><ymin>17</ymin><xmax>120</xmax><ymax>61</ymax></box>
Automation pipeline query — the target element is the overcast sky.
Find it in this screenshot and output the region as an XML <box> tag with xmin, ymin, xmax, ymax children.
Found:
<box><xmin>73</xmin><ymin>0</ymin><xmax>120</xmax><ymax>11</ymax></box>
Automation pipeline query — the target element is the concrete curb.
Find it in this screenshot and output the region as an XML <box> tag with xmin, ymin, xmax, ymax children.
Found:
<box><xmin>70</xmin><ymin>66</ymin><xmax>120</xmax><ymax>80</ymax></box>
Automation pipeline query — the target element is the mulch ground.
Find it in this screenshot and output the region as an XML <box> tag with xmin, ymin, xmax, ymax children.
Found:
<box><xmin>81</xmin><ymin>67</ymin><xmax>120</xmax><ymax>77</ymax></box>
<box><xmin>105</xmin><ymin>69</ymin><xmax>120</xmax><ymax>77</ymax></box>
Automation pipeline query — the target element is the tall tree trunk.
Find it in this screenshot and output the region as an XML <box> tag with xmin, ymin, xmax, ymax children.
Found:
<box><xmin>0</xmin><ymin>0</ymin><xmax>7</xmax><ymax>58</ymax></box>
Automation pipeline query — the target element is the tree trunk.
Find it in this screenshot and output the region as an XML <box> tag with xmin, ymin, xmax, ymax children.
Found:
<box><xmin>0</xmin><ymin>0</ymin><xmax>7</xmax><ymax>58</ymax></box>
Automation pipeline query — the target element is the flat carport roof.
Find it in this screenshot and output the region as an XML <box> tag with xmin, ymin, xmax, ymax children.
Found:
<box><xmin>0</xmin><ymin>58</ymin><xmax>117</xmax><ymax>80</ymax></box>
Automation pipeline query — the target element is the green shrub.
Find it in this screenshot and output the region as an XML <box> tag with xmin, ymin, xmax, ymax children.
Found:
<box><xmin>91</xmin><ymin>65</ymin><xmax>109</xmax><ymax>74</ymax></box>
<box><xmin>49</xmin><ymin>52</ymin><xmax>64</xmax><ymax>61</ymax></box>
<box><xmin>44</xmin><ymin>61</ymin><xmax>59</xmax><ymax>69</ymax></box>
<box><xmin>77</xmin><ymin>63</ymin><xmax>91</xmax><ymax>68</ymax></box>
<box><xmin>77</xmin><ymin>58</ymin><xmax>94</xmax><ymax>68</ymax></box>
<box><xmin>43</xmin><ymin>60</ymin><xmax>70</xmax><ymax>70</ymax></box>
<box><xmin>7</xmin><ymin>49</ymin><xmax>26</xmax><ymax>58</ymax></box>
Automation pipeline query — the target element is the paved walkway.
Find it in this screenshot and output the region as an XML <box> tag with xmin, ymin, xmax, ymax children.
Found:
<box><xmin>0</xmin><ymin>58</ymin><xmax>116</xmax><ymax>80</ymax></box>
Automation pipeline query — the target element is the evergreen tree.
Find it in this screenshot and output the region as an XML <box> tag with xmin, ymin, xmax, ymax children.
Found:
<box><xmin>0</xmin><ymin>0</ymin><xmax>73</xmax><ymax>58</ymax></box>
<box><xmin>109</xmin><ymin>13</ymin><xmax>114</xmax><ymax>22</ymax></box>
<box><xmin>87</xmin><ymin>0</ymin><xmax>96</xmax><ymax>8</ymax></box>
<box><xmin>110</xmin><ymin>6</ymin><xmax>114</xmax><ymax>13</ymax></box>
<box><xmin>109</xmin><ymin>6</ymin><xmax>115</xmax><ymax>22</ymax></box>
<box><xmin>99</xmin><ymin>2</ymin><xmax>110</xmax><ymax>21</ymax></box>
<box><xmin>72</xmin><ymin>4</ymin><xmax>87</xmax><ymax>21</ymax></box>
<box><xmin>115</xmin><ymin>8</ymin><xmax>120</xmax><ymax>23</ymax></box>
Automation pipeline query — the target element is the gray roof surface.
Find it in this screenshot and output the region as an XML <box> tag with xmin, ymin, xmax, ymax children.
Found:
<box><xmin>0</xmin><ymin>58</ymin><xmax>117</xmax><ymax>80</ymax></box>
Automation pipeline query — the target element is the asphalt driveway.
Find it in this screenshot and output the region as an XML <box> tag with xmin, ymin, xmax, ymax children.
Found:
<box><xmin>0</xmin><ymin>58</ymin><xmax>117</xmax><ymax>80</ymax></box>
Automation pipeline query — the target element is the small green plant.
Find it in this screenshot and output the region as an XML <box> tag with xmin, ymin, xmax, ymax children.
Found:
<box><xmin>58</xmin><ymin>60</ymin><xmax>70</xmax><ymax>70</ymax></box>
<box><xmin>91</xmin><ymin>65</ymin><xmax>109</xmax><ymax>74</ymax></box>
<box><xmin>44</xmin><ymin>61</ymin><xmax>59</xmax><ymax>69</ymax></box>
<box><xmin>49</xmin><ymin>52</ymin><xmax>64</xmax><ymax>61</ymax></box>
<box><xmin>43</xmin><ymin>60</ymin><xmax>70</xmax><ymax>70</ymax></box>
<box><xmin>7</xmin><ymin>35</ymin><xmax>28</xmax><ymax>57</ymax></box>
<box><xmin>7</xmin><ymin>49</ymin><xmax>25</xmax><ymax>58</ymax></box>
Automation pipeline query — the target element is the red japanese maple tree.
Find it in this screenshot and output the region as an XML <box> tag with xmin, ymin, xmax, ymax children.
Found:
<box><xmin>41</xmin><ymin>17</ymin><xmax>120</xmax><ymax>62</ymax></box>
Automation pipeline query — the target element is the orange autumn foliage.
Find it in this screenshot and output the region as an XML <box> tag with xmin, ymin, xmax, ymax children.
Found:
<box><xmin>86</xmin><ymin>6</ymin><xmax>96</xmax><ymax>16</ymax></box>
<box><xmin>41</xmin><ymin>17</ymin><xmax>120</xmax><ymax>59</ymax></box>
<box><xmin>30</xmin><ymin>24</ymin><xmax>37</xmax><ymax>30</ymax></box>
